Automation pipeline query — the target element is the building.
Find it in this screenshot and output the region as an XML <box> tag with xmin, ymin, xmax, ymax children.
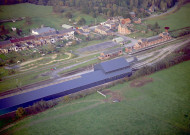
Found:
<box><xmin>133</xmin><ymin>18</ymin><xmax>141</xmax><ymax>24</ymax></box>
<box><xmin>80</xmin><ymin>26</ymin><xmax>90</xmax><ymax>32</ymax></box>
<box><xmin>62</xmin><ymin>24</ymin><xmax>74</xmax><ymax>29</ymax></box>
<box><xmin>0</xmin><ymin>40</ymin><xmax>12</xmax><ymax>49</ymax></box>
<box><xmin>121</xmin><ymin>18</ymin><xmax>131</xmax><ymax>24</ymax></box>
<box><xmin>0</xmin><ymin>28</ymin><xmax>75</xmax><ymax>53</ymax></box>
<box><xmin>118</xmin><ymin>24</ymin><xmax>131</xmax><ymax>35</ymax></box>
<box><xmin>112</xmin><ymin>37</ymin><xmax>124</xmax><ymax>43</ymax></box>
<box><xmin>125</xmin><ymin>45</ymin><xmax>133</xmax><ymax>53</ymax></box>
<box><xmin>95</xmin><ymin>25</ymin><xmax>113</xmax><ymax>35</ymax></box>
<box><xmin>129</xmin><ymin>12</ymin><xmax>136</xmax><ymax>18</ymax></box>
<box><xmin>31</xmin><ymin>27</ymin><xmax>56</xmax><ymax>35</ymax></box>
<box><xmin>0</xmin><ymin>57</ymin><xmax>132</xmax><ymax>115</ymax></box>
<box><xmin>134</xmin><ymin>32</ymin><xmax>172</xmax><ymax>50</ymax></box>
<box><xmin>98</xmin><ymin>48</ymin><xmax>123</xmax><ymax>60</ymax></box>
<box><xmin>76</xmin><ymin>29</ymin><xmax>90</xmax><ymax>37</ymax></box>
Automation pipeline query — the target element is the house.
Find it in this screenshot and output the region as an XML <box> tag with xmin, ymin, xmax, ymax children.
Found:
<box><xmin>121</xmin><ymin>18</ymin><xmax>131</xmax><ymax>24</ymax></box>
<box><xmin>62</xmin><ymin>24</ymin><xmax>74</xmax><ymax>29</ymax></box>
<box><xmin>31</xmin><ymin>27</ymin><xmax>56</xmax><ymax>35</ymax></box>
<box><xmin>134</xmin><ymin>32</ymin><xmax>172</xmax><ymax>50</ymax></box>
<box><xmin>118</xmin><ymin>24</ymin><xmax>131</xmax><ymax>35</ymax></box>
<box><xmin>0</xmin><ymin>48</ymin><xmax>8</xmax><ymax>54</ymax></box>
<box><xmin>80</xmin><ymin>26</ymin><xmax>90</xmax><ymax>32</ymax></box>
<box><xmin>98</xmin><ymin>48</ymin><xmax>123</xmax><ymax>60</ymax></box>
<box><xmin>133</xmin><ymin>18</ymin><xmax>141</xmax><ymax>24</ymax></box>
<box><xmin>125</xmin><ymin>45</ymin><xmax>133</xmax><ymax>53</ymax></box>
<box><xmin>76</xmin><ymin>29</ymin><xmax>90</xmax><ymax>37</ymax></box>
<box><xmin>95</xmin><ymin>25</ymin><xmax>113</xmax><ymax>35</ymax></box>
<box><xmin>129</xmin><ymin>12</ymin><xmax>136</xmax><ymax>18</ymax></box>
<box><xmin>0</xmin><ymin>40</ymin><xmax>12</xmax><ymax>49</ymax></box>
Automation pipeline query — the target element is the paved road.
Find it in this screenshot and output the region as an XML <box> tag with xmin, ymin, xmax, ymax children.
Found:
<box><xmin>77</xmin><ymin>41</ymin><xmax>118</xmax><ymax>53</ymax></box>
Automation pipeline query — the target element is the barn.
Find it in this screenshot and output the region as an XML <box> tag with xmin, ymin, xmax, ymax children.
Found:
<box><xmin>0</xmin><ymin>57</ymin><xmax>132</xmax><ymax>115</ymax></box>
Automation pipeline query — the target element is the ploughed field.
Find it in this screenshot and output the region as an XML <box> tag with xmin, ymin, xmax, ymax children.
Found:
<box><xmin>1</xmin><ymin>60</ymin><xmax>190</xmax><ymax>135</ymax></box>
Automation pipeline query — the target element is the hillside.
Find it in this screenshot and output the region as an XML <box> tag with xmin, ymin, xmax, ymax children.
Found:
<box><xmin>2</xmin><ymin>60</ymin><xmax>190</xmax><ymax>135</ymax></box>
<box><xmin>0</xmin><ymin>3</ymin><xmax>105</xmax><ymax>31</ymax></box>
<box><xmin>145</xmin><ymin>3</ymin><xmax>190</xmax><ymax>31</ymax></box>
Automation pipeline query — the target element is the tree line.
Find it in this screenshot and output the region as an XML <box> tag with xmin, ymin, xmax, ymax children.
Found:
<box><xmin>0</xmin><ymin>0</ymin><xmax>180</xmax><ymax>18</ymax></box>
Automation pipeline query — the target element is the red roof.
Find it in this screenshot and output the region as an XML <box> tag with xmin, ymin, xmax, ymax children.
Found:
<box><xmin>121</xmin><ymin>18</ymin><xmax>131</xmax><ymax>24</ymax></box>
<box><xmin>10</xmin><ymin>36</ymin><xmax>35</xmax><ymax>43</ymax></box>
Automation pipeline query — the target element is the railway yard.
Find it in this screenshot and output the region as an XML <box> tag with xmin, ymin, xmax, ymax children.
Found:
<box><xmin>0</xmin><ymin>33</ymin><xmax>189</xmax><ymax>99</ymax></box>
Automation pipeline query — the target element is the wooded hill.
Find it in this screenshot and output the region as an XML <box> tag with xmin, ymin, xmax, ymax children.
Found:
<box><xmin>0</xmin><ymin>0</ymin><xmax>183</xmax><ymax>18</ymax></box>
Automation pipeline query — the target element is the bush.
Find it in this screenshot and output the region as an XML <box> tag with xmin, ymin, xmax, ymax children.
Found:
<box><xmin>16</xmin><ymin>107</ymin><xmax>25</xmax><ymax>118</ymax></box>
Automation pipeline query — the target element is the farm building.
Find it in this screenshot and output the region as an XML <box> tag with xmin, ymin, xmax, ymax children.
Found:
<box><xmin>0</xmin><ymin>57</ymin><xmax>132</xmax><ymax>115</ymax></box>
<box><xmin>98</xmin><ymin>48</ymin><xmax>123</xmax><ymax>60</ymax></box>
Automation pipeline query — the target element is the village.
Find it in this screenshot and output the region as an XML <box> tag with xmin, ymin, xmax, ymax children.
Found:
<box><xmin>0</xmin><ymin>8</ymin><xmax>172</xmax><ymax>62</ymax></box>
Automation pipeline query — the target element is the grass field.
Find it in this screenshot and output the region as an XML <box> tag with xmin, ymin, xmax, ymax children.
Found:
<box><xmin>2</xmin><ymin>60</ymin><xmax>190</xmax><ymax>135</ymax></box>
<box><xmin>145</xmin><ymin>3</ymin><xmax>190</xmax><ymax>31</ymax></box>
<box><xmin>0</xmin><ymin>3</ymin><xmax>106</xmax><ymax>32</ymax></box>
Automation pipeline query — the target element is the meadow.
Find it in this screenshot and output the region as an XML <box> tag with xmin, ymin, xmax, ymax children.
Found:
<box><xmin>0</xmin><ymin>3</ymin><xmax>106</xmax><ymax>32</ymax></box>
<box><xmin>145</xmin><ymin>3</ymin><xmax>190</xmax><ymax>31</ymax></box>
<box><xmin>1</xmin><ymin>60</ymin><xmax>190</xmax><ymax>135</ymax></box>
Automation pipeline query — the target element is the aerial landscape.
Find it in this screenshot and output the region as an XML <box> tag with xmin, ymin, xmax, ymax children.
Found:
<box><xmin>0</xmin><ymin>0</ymin><xmax>190</xmax><ymax>134</ymax></box>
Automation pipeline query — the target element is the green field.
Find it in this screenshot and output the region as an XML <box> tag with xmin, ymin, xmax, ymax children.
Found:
<box><xmin>2</xmin><ymin>60</ymin><xmax>190</xmax><ymax>135</ymax></box>
<box><xmin>145</xmin><ymin>3</ymin><xmax>190</xmax><ymax>31</ymax></box>
<box><xmin>0</xmin><ymin>3</ymin><xmax>106</xmax><ymax>31</ymax></box>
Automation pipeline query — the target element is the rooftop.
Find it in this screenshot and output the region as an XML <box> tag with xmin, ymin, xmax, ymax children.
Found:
<box><xmin>10</xmin><ymin>36</ymin><xmax>36</xmax><ymax>43</ymax></box>
<box><xmin>0</xmin><ymin>40</ymin><xmax>11</xmax><ymax>47</ymax></box>
<box><xmin>32</xmin><ymin>27</ymin><xmax>56</xmax><ymax>34</ymax></box>
<box><xmin>62</xmin><ymin>24</ymin><xmax>73</xmax><ymax>29</ymax></box>
<box><xmin>94</xmin><ymin>57</ymin><xmax>130</xmax><ymax>73</ymax></box>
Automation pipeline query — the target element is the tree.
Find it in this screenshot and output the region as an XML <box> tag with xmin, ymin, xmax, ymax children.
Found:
<box><xmin>77</xmin><ymin>17</ymin><xmax>86</xmax><ymax>25</ymax></box>
<box><xmin>160</xmin><ymin>1</ymin><xmax>167</xmax><ymax>11</ymax></box>
<box><xmin>25</xmin><ymin>17</ymin><xmax>32</xmax><ymax>25</ymax></box>
<box><xmin>154</xmin><ymin>22</ymin><xmax>160</xmax><ymax>29</ymax></box>
<box><xmin>53</xmin><ymin>5</ymin><xmax>64</xmax><ymax>13</ymax></box>
<box><xmin>107</xmin><ymin>10</ymin><xmax>112</xmax><ymax>17</ymax></box>
<box><xmin>16</xmin><ymin>28</ymin><xmax>22</xmax><ymax>36</ymax></box>
<box><xmin>16</xmin><ymin>107</ymin><xmax>25</xmax><ymax>118</ymax></box>
<box><xmin>65</xmin><ymin>12</ymin><xmax>73</xmax><ymax>19</ymax></box>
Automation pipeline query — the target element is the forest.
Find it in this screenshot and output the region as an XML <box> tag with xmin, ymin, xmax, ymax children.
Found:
<box><xmin>0</xmin><ymin>0</ymin><xmax>180</xmax><ymax>18</ymax></box>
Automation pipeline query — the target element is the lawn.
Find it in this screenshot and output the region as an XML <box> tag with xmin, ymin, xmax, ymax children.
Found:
<box><xmin>0</xmin><ymin>3</ymin><xmax>106</xmax><ymax>32</ymax></box>
<box><xmin>145</xmin><ymin>3</ymin><xmax>190</xmax><ymax>31</ymax></box>
<box><xmin>2</xmin><ymin>60</ymin><xmax>190</xmax><ymax>135</ymax></box>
